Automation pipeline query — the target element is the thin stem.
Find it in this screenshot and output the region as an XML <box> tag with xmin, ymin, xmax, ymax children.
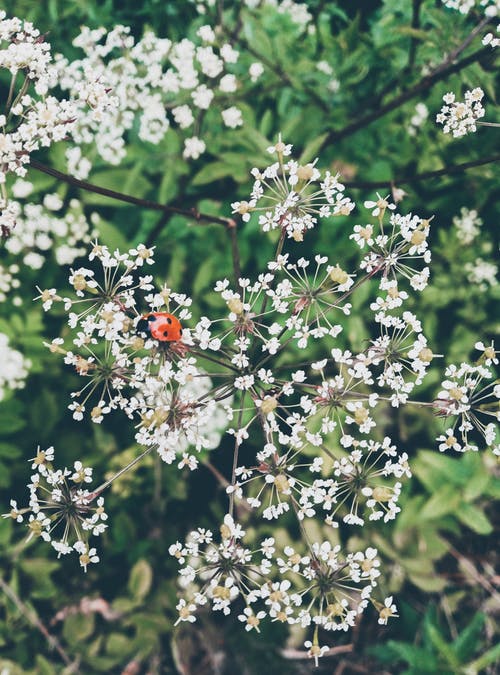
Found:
<box><xmin>0</xmin><ymin>577</ymin><xmax>75</xmax><ymax>669</ymax></box>
<box><xmin>228</xmin><ymin>221</ymin><xmax>241</xmax><ymax>282</ymax></box>
<box><xmin>202</xmin><ymin>459</ymin><xmax>230</xmax><ymax>489</ymax></box>
<box><xmin>29</xmin><ymin>159</ymin><xmax>236</xmax><ymax>229</ymax></box>
<box><xmin>407</xmin><ymin>0</ymin><xmax>422</xmax><ymax>72</ymax></box>
<box><xmin>320</xmin><ymin>43</ymin><xmax>494</xmax><ymax>150</ymax></box>
<box><xmin>228</xmin><ymin>392</ymin><xmax>247</xmax><ymax>518</ymax></box>
<box><xmin>344</xmin><ymin>153</ymin><xmax>500</xmax><ymax>189</ymax></box>
<box><xmin>5</xmin><ymin>71</ymin><xmax>17</xmax><ymax>113</ymax></box>
<box><xmin>91</xmin><ymin>445</ymin><xmax>155</xmax><ymax>495</ymax></box>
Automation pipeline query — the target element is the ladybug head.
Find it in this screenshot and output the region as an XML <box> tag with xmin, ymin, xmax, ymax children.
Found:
<box><xmin>136</xmin><ymin>314</ymin><xmax>155</xmax><ymax>336</ymax></box>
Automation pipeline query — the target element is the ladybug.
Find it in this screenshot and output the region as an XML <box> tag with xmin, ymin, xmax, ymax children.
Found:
<box><xmin>136</xmin><ymin>312</ymin><xmax>183</xmax><ymax>342</ymax></box>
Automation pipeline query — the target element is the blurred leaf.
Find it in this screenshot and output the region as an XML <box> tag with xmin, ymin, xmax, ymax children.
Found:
<box><xmin>63</xmin><ymin>612</ymin><xmax>95</xmax><ymax>645</ymax></box>
<box><xmin>418</xmin><ymin>485</ymin><xmax>462</xmax><ymax>521</ymax></box>
<box><xmin>93</xmin><ymin>219</ymin><xmax>130</xmax><ymax>251</ymax></box>
<box><xmin>128</xmin><ymin>559</ymin><xmax>153</xmax><ymax>602</ymax></box>
<box><xmin>452</xmin><ymin>613</ymin><xmax>484</xmax><ymax>662</ymax></box>
<box><xmin>456</xmin><ymin>503</ymin><xmax>492</xmax><ymax>535</ymax></box>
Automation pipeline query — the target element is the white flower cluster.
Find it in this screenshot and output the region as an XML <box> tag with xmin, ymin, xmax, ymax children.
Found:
<box><xmin>192</xmin><ymin>0</ymin><xmax>313</xmax><ymax>28</ymax></box>
<box><xmin>40</xmin><ymin>243</ymin><xmax>229</xmax><ymax>471</ymax></box>
<box><xmin>3</xmin><ymin>191</ymin><xmax>96</xmax><ymax>271</ymax></box>
<box><xmin>169</xmin><ymin>513</ymin><xmax>396</xmax><ymax>656</ymax></box>
<box><xmin>436</xmin><ymin>88</ymin><xmax>485</xmax><ymax>137</ymax></box>
<box><xmin>54</xmin><ymin>24</ymin><xmax>243</xmax><ymax>173</ymax></box>
<box><xmin>453</xmin><ymin>206</ymin><xmax>482</xmax><ymax>244</ymax></box>
<box><xmin>2</xmin><ymin>446</ymin><xmax>107</xmax><ymax>570</ymax></box>
<box><xmin>0</xmin><ymin>262</ymin><xmax>20</xmax><ymax>302</ymax></box>
<box><xmin>25</xmin><ymin>142</ymin><xmax>492</xmax><ymax>662</ymax></box>
<box><xmin>465</xmin><ymin>257</ymin><xmax>498</xmax><ymax>289</ymax></box>
<box><xmin>354</xmin><ymin>198</ymin><xmax>431</xmax><ymax>293</ymax></box>
<box><xmin>435</xmin><ymin>342</ymin><xmax>499</xmax><ymax>454</ymax></box>
<box><xmin>0</xmin><ymin>13</ymin><xmax>86</xmax><ymax>235</ymax></box>
<box><xmin>442</xmin><ymin>0</ymin><xmax>500</xmax><ymax>16</ymax></box>
<box><xmin>483</xmin><ymin>21</ymin><xmax>500</xmax><ymax>46</ymax></box>
<box><xmin>232</xmin><ymin>137</ymin><xmax>354</xmax><ymax>241</ymax></box>
<box><xmin>0</xmin><ymin>15</ymin><xmax>78</xmax><ymax>171</ymax></box>
<box><xmin>0</xmin><ymin>332</ymin><xmax>30</xmax><ymax>400</ymax></box>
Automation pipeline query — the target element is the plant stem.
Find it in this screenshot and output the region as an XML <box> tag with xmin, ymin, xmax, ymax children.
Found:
<box><xmin>344</xmin><ymin>154</ymin><xmax>500</xmax><ymax>189</ymax></box>
<box><xmin>321</xmin><ymin>43</ymin><xmax>494</xmax><ymax>149</ymax></box>
<box><xmin>0</xmin><ymin>576</ymin><xmax>75</xmax><ymax>669</ymax></box>
<box><xmin>29</xmin><ymin>159</ymin><xmax>236</xmax><ymax>229</ymax></box>
<box><xmin>92</xmin><ymin>445</ymin><xmax>154</xmax><ymax>495</ymax></box>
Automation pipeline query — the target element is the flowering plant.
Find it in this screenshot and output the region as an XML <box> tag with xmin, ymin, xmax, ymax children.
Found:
<box><xmin>0</xmin><ymin>2</ymin><xmax>498</xmax><ymax>672</ymax></box>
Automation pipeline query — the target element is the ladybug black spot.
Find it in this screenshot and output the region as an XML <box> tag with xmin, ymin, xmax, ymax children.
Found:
<box><xmin>163</xmin><ymin>331</ymin><xmax>169</xmax><ymax>337</ymax></box>
<box><xmin>147</xmin><ymin>315</ymin><xmax>156</xmax><ymax>322</ymax></box>
<box><xmin>166</xmin><ymin>317</ymin><xmax>172</xmax><ymax>324</ymax></box>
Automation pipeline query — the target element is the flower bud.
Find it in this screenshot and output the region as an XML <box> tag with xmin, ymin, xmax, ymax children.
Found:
<box><xmin>329</xmin><ymin>265</ymin><xmax>348</xmax><ymax>285</ymax></box>
<box><xmin>274</xmin><ymin>474</ymin><xmax>290</xmax><ymax>493</ymax></box>
<box><xmin>72</xmin><ymin>274</ymin><xmax>87</xmax><ymax>291</ymax></box>
<box><xmin>227</xmin><ymin>297</ymin><xmax>244</xmax><ymax>314</ymax></box>
<box><xmin>296</xmin><ymin>164</ymin><xmax>314</xmax><ymax>181</ymax></box>
<box><xmin>260</xmin><ymin>396</ymin><xmax>278</xmax><ymax>415</ymax></box>
<box><xmin>418</xmin><ymin>347</ymin><xmax>433</xmax><ymax>363</ymax></box>
<box><xmin>372</xmin><ymin>486</ymin><xmax>393</xmax><ymax>502</ymax></box>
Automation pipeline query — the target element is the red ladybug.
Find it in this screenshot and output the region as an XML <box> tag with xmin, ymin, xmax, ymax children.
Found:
<box><xmin>136</xmin><ymin>312</ymin><xmax>183</xmax><ymax>342</ymax></box>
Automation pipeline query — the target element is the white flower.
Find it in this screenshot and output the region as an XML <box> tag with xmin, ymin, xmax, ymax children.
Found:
<box><xmin>249</xmin><ymin>62</ymin><xmax>264</xmax><ymax>81</ymax></box>
<box><xmin>378</xmin><ymin>596</ymin><xmax>398</xmax><ymax>624</ymax></box>
<box><xmin>221</xmin><ymin>106</ymin><xmax>243</xmax><ymax>128</ymax></box>
<box><xmin>183</xmin><ymin>136</ymin><xmax>206</xmax><ymax>159</ymax></box>
<box><xmin>436</xmin><ymin>88</ymin><xmax>485</xmax><ymax>137</ymax></box>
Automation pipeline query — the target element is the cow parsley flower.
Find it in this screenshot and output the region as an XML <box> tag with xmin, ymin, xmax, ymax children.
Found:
<box><xmin>5</xmin><ymin>446</ymin><xmax>107</xmax><ymax>566</ymax></box>
<box><xmin>434</xmin><ymin>359</ymin><xmax>499</xmax><ymax>453</ymax></box>
<box><xmin>436</xmin><ymin>88</ymin><xmax>485</xmax><ymax>137</ymax></box>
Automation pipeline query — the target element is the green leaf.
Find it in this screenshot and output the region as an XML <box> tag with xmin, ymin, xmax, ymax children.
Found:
<box><xmin>94</xmin><ymin>219</ymin><xmax>130</xmax><ymax>251</ymax></box>
<box><xmin>105</xmin><ymin>632</ymin><xmax>133</xmax><ymax>657</ymax></box>
<box><xmin>467</xmin><ymin>642</ymin><xmax>500</xmax><ymax>672</ymax></box>
<box><xmin>128</xmin><ymin>559</ymin><xmax>153</xmax><ymax>601</ymax></box>
<box><xmin>192</xmin><ymin>161</ymin><xmax>235</xmax><ymax>186</ymax></box>
<box><xmin>418</xmin><ymin>485</ymin><xmax>462</xmax><ymax>521</ymax></box>
<box><xmin>63</xmin><ymin>612</ymin><xmax>95</xmax><ymax>645</ymax></box>
<box><xmin>456</xmin><ymin>503</ymin><xmax>492</xmax><ymax>535</ymax></box>
<box><xmin>425</xmin><ymin>621</ymin><xmax>460</xmax><ymax>669</ymax></box>
<box><xmin>298</xmin><ymin>132</ymin><xmax>330</xmax><ymax>164</ymax></box>
<box><xmin>452</xmin><ymin>613</ymin><xmax>484</xmax><ymax>662</ymax></box>
<box><xmin>0</xmin><ymin>442</ymin><xmax>22</xmax><ymax>459</ymax></box>
<box><xmin>0</xmin><ymin>398</ymin><xmax>25</xmax><ymax>434</ymax></box>
<box><xmin>0</xmin><ymin>518</ymin><xmax>13</xmax><ymax>546</ymax></box>
<box><xmin>81</xmin><ymin>168</ymin><xmax>151</xmax><ymax>206</ymax></box>
<box><xmin>407</xmin><ymin>572</ymin><xmax>447</xmax><ymax>593</ymax></box>
<box><xmin>35</xmin><ymin>654</ymin><xmax>57</xmax><ymax>675</ymax></box>
<box><xmin>462</xmin><ymin>465</ymin><xmax>491</xmax><ymax>502</ymax></box>
<box><xmin>384</xmin><ymin>640</ymin><xmax>438</xmax><ymax>672</ymax></box>
<box><xmin>158</xmin><ymin>166</ymin><xmax>179</xmax><ymax>205</ymax></box>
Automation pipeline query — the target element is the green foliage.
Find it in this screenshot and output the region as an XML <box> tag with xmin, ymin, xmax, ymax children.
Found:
<box><xmin>0</xmin><ymin>0</ymin><xmax>498</xmax><ymax>673</ymax></box>
<box><xmin>371</xmin><ymin>607</ymin><xmax>500</xmax><ymax>675</ymax></box>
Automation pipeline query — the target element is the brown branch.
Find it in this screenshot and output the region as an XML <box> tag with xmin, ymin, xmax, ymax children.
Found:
<box><xmin>321</xmin><ymin>44</ymin><xmax>494</xmax><ymax>148</ymax></box>
<box><xmin>29</xmin><ymin>159</ymin><xmax>235</xmax><ymax>229</ymax></box>
<box><xmin>343</xmin><ymin>153</ymin><xmax>500</xmax><ymax>189</ymax></box>
<box><xmin>0</xmin><ymin>576</ymin><xmax>76</xmax><ymax>669</ymax></box>
<box><xmin>408</xmin><ymin>0</ymin><xmax>423</xmax><ymax>72</ymax></box>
